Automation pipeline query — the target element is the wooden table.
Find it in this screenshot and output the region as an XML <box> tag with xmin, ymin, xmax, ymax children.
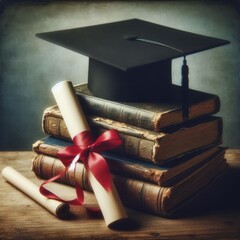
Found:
<box><xmin>0</xmin><ymin>150</ymin><xmax>240</xmax><ymax>239</ymax></box>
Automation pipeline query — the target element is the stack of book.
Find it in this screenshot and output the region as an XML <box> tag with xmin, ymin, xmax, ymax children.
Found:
<box><xmin>32</xmin><ymin>83</ymin><xmax>228</xmax><ymax>218</ymax></box>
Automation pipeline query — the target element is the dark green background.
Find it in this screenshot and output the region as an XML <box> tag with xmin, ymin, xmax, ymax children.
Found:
<box><xmin>0</xmin><ymin>1</ymin><xmax>239</xmax><ymax>150</ymax></box>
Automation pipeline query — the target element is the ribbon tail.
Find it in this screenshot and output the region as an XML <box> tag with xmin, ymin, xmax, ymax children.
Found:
<box><xmin>86</xmin><ymin>152</ymin><xmax>112</xmax><ymax>192</ymax></box>
<box><xmin>39</xmin><ymin>166</ymin><xmax>84</xmax><ymax>206</ymax></box>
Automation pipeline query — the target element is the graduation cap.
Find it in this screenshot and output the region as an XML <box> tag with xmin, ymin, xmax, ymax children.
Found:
<box><xmin>36</xmin><ymin>18</ymin><xmax>229</xmax><ymax>119</ymax></box>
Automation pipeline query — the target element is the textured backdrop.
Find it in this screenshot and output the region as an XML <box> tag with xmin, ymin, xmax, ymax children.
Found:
<box><xmin>0</xmin><ymin>1</ymin><xmax>239</xmax><ymax>150</ymax></box>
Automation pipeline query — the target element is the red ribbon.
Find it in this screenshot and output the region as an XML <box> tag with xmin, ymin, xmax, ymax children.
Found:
<box><xmin>40</xmin><ymin>129</ymin><xmax>122</xmax><ymax>206</ymax></box>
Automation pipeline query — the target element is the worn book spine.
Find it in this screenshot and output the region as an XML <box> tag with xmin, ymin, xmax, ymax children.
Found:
<box><xmin>32</xmin><ymin>153</ymin><xmax>228</xmax><ymax>217</ymax></box>
<box><xmin>42</xmin><ymin>106</ymin><xmax>223</xmax><ymax>164</ymax></box>
<box><xmin>75</xmin><ymin>84</ymin><xmax>220</xmax><ymax>131</ymax></box>
<box><xmin>32</xmin><ymin>137</ymin><xmax>222</xmax><ymax>186</ymax></box>
<box><xmin>42</xmin><ymin>112</ymin><xmax>155</xmax><ymax>162</ymax></box>
<box><xmin>32</xmin><ymin>139</ymin><xmax>165</xmax><ymax>186</ymax></box>
<box><xmin>89</xmin><ymin>116</ymin><xmax>222</xmax><ymax>164</ymax></box>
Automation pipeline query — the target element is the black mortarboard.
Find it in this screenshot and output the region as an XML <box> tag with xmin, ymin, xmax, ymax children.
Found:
<box><xmin>36</xmin><ymin>18</ymin><xmax>229</xmax><ymax>119</ymax></box>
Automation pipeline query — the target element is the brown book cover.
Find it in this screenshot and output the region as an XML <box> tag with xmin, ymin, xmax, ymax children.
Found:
<box><xmin>31</xmin><ymin>153</ymin><xmax>228</xmax><ymax>217</ymax></box>
<box><xmin>74</xmin><ymin>84</ymin><xmax>220</xmax><ymax>131</ymax></box>
<box><xmin>32</xmin><ymin>136</ymin><xmax>224</xmax><ymax>187</ymax></box>
<box><xmin>42</xmin><ymin>105</ymin><xmax>222</xmax><ymax>164</ymax></box>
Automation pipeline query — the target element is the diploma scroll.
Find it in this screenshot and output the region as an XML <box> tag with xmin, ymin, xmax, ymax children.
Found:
<box><xmin>51</xmin><ymin>80</ymin><xmax>128</xmax><ymax>227</ymax></box>
<box><xmin>1</xmin><ymin>166</ymin><xmax>69</xmax><ymax>219</ymax></box>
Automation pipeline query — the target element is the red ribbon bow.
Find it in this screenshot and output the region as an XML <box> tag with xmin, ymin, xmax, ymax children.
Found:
<box><xmin>40</xmin><ymin>129</ymin><xmax>122</xmax><ymax>206</ymax></box>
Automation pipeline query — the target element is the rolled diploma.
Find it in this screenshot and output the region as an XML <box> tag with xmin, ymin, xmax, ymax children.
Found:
<box><xmin>1</xmin><ymin>166</ymin><xmax>69</xmax><ymax>219</ymax></box>
<box><xmin>52</xmin><ymin>80</ymin><xmax>128</xmax><ymax>227</ymax></box>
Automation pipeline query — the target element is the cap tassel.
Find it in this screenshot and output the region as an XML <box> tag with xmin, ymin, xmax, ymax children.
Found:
<box><xmin>124</xmin><ymin>35</ymin><xmax>190</xmax><ymax>119</ymax></box>
<box><xmin>181</xmin><ymin>56</ymin><xmax>189</xmax><ymax>120</ymax></box>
